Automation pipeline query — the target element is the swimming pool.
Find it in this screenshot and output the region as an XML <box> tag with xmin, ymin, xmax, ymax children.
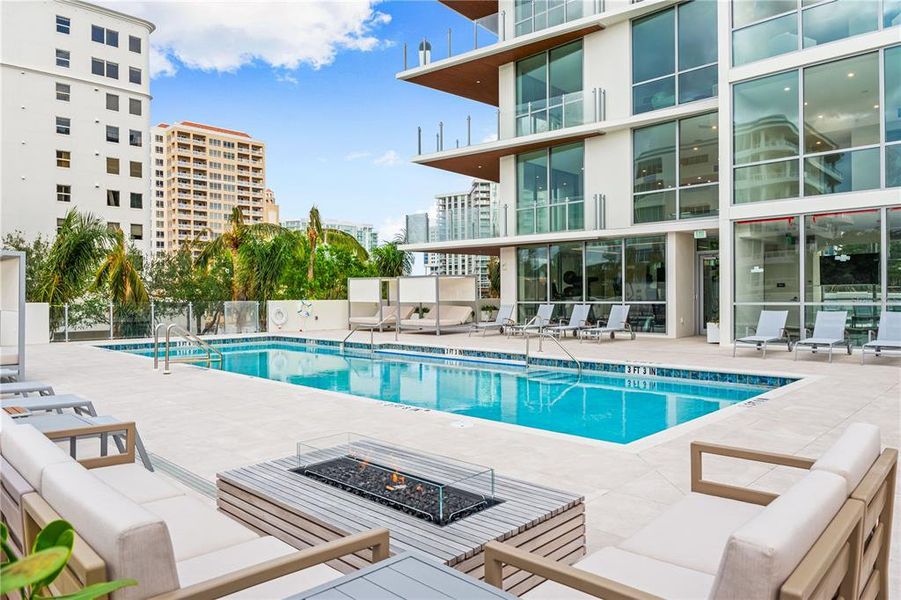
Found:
<box><xmin>117</xmin><ymin>339</ymin><xmax>789</xmax><ymax>444</ymax></box>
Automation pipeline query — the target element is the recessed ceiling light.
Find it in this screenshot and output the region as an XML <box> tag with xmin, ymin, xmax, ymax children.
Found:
<box><xmin>873</xmin><ymin>104</ymin><xmax>879</xmax><ymax>109</ymax></box>
<box><xmin>847</xmin><ymin>72</ymin><xmax>854</xmax><ymax>77</ymax></box>
<box><xmin>476</xmin><ymin>80</ymin><xmax>480</xmax><ymax>84</ymax></box>
<box><xmin>817</xmin><ymin>115</ymin><xmax>824</xmax><ymax>119</ymax></box>
<box><xmin>693</xmin><ymin>146</ymin><xmax>698</xmax><ymax>151</ymax></box>
<box><xmin>784</xmin><ymin>87</ymin><xmax>791</xmax><ymax>91</ymax></box>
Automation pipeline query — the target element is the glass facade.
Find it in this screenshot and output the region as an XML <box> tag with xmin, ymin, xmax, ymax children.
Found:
<box><xmin>633</xmin><ymin>112</ymin><xmax>718</xmax><ymax>223</ymax></box>
<box><xmin>517</xmin><ymin>142</ymin><xmax>584</xmax><ymax>235</ymax></box>
<box><xmin>734</xmin><ymin>207</ymin><xmax>900</xmax><ymax>346</ymax></box>
<box><xmin>515</xmin><ymin>0</ymin><xmax>585</xmax><ymax>37</ymax></box>
<box><xmin>517</xmin><ymin>236</ymin><xmax>667</xmax><ymax>333</ymax></box>
<box><xmin>516</xmin><ymin>41</ymin><xmax>584</xmax><ymax>136</ymax></box>
<box><xmin>732</xmin><ymin>0</ymin><xmax>896</xmax><ymax>66</ymax></box>
<box><xmin>733</xmin><ymin>49</ymin><xmax>898</xmax><ymax>204</ymax></box>
<box><xmin>632</xmin><ymin>1</ymin><xmax>717</xmax><ymax>115</ymax></box>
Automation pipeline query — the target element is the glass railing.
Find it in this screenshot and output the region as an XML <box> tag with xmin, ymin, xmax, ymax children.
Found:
<box><xmin>415</xmin><ymin>88</ymin><xmax>605</xmax><ymax>155</ymax></box>
<box><xmin>435</xmin><ymin>206</ymin><xmax>500</xmax><ymax>241</ymax></box>
<box><xmin>402</xmin><ymin>13</ymin><xmax>501</xmax><ymax>70</ymax></box>
<box><xmin>514</xmin><ymin>0</ymin><xmax>603</xmax><ymax>37</ymax></box>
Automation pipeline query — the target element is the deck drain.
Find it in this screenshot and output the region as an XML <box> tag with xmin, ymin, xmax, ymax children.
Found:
<box><xmin>450</xmin><ymin>421</ymin><xmax>474</xmax><ymax>429</ymax></box>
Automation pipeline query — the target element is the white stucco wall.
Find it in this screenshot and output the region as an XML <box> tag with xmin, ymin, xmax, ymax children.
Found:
<box><xmin>267</xmin><ymin>300</ymin><xmax>349</xmax><ymax>332</ymax></box>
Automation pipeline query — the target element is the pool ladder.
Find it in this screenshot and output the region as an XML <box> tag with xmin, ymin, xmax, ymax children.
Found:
<box><xmin>153</xmin><ymin>323</ymin><xmax>223</xmax><ymax>374</ymax></box>
<box><xmin>524</xmin><ymin>331</ymin><xmax>583</xmax><ymax>376</ymax></box>
<box><xmin>340</xmin><ymin>326</ymin><xmax>375</xmax><ymax>355</ymax></box>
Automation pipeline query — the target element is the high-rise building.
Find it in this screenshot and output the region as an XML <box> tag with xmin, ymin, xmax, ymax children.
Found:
<box><xmin>399</xmin><ymin>0</ymin><xmax>901</xmax><ymax>344</ymax></box>
<box><xmin>151</xmin><ymin>121</ymin><xmax>272</xmax><ymax>253</ymax></box>
<box><xmin>1</xmin><ymin>0</ymin><xmax>154</xmax><ymax>251</ymax></box>
<box><xmin>282</xmin><ymin>217</ymin><xmax>380</xmax><ymax>253</ymax></box>
<box><xmin>263</xmin><ymin>188</ymin><xmax>280</xmax><ymax>225</ymax></box>
<box><xmin>422</xmin><ymin>180</ymin><xmax>499</xmax><ymax>296</ymax></box>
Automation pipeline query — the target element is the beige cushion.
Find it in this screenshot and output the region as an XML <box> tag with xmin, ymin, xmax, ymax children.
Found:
<box><xmin>811</xmin><ymin>423</ymin><xmax>881</xmax><ymax>494</ymax></box>
<box><xmin>0</xmin><ymin>421</ymin><xmax>71</xmax><ymax>490</ymax></box>
<box><xmin>620</xmin><ymin>493</ymin><xmax>764</xmax><ymax>575</ymax></box>
<box><xmin>177</xmin><ymin>535</ymin><xmax>342</xmax><ymax>598</ymax></box>
<box><xmin>143</xmin><ymin>495</ymin><xmax>258</xmax><ymax>561</ymax></box>
<box><xmin>41</xmin><ymin>461</ymin><xmax>179</xmax><ymax>600</ymax></box>
<box><xmin>526</xmin><ymin>547</ymin><xmax>714</xmax><ymax>599</ymax></box>
<box><xmin>710</xmin><ymin>470</ymin><xmax>847</xmax><ymax>600</ymax></box>
<box><xmin>93</xmin><ymin>464</ymin><xmax>185</xmax><ymax>504</ymax></box>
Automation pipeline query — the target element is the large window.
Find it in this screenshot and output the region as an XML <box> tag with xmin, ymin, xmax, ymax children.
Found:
<box><xmin>734</xmin><ymin>207</ymin><xmax>899</xmax><ymax>346</ymax></box>
<box><xmin>887</xmin><ymin>46</ymin><xmax>901</xmax><ymax>188</ymax></box>
<box><xmin>734</xmin><ymin>50</ymin><xmax>893</xmax><ymax>204</ymax></box>
<box><xmin>515</xmin><ymin>0</ymin><xmax>585</xmax><ymax>37</ymax></box>
<box><xmin>732</xmin><ymin>0</ymin><xmax>895</xmax><ymax>67</ymax></box>
<box><xmin>517</xmin><ymin>142</ymin><xmax>584</xmax><ymax>234</ymax></box>
<box><xmin>633</xmin><ymin>112</ymin><xmax>718</xmax><ymax>223</ymax></box>
<box><xmin>516</xmin><ymin>41</ymin><xmax>583</xmax><ymax>136</ymax></box>
<box><xmin>632</xmin><ymin>1</ymin><xmax>717</xmax><ymax>115</ymax></box>
<box><xmin>518</xmin><ymin>236</ymin><xmax>667</xmax><ymax>333</ymax></box>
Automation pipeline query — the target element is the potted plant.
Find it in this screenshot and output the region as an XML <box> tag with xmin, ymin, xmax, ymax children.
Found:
<box><xmin>481</xmin><ymin>304</ymin><xmax>498</xmax><ymax>322</ymax></box>
<box><xmin>707</xmin><ymin>320</ymin><xmax>720</xmax><ymax>344</ymax></box>
<box><xmin>1</xmin><ymin>519</ymin><xmax>136</xmax><ymax>599</ymax></box>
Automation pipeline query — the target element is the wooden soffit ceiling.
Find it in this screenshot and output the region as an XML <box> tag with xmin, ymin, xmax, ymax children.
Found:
<box><xmin>403</xmin><ymin>23</ymin><xmax>603</xmax><ymax>106</ymax></box>
<box><xmin>438</xmin><ymin>0</ymin><xmax>499</xmax><ymax>20</ymax></box>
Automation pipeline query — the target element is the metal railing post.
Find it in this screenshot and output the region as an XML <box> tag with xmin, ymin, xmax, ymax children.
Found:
<box><xmin>109</xmin><ymin>301</ymin><xmax>114</xmax><ymax>340</ymax></box>
<box><xmin>187</xmin><ymin>301</ymin><xmax>193</xmax><ymax>333</ymax></box>
<box><xmin>600</xmin><ymin>89</ymin><xmax>606</xmax><ymax>121</ymax></box>
<box><xmin>447</xmin><ymin>28</ymin><xmax>452</xmax><ymax>57</ymax></box>
<box><xmin>496</xmin><ymin>109</ymin><xmax>501</xmax><ymax>138</ymax></box>
<box><xmin>64</xmin><ymin>304</ymin><xmax>69</xmax><ymax>342</ymax></box>
<box><xmin>403</xmin><ymin>42</ymin><xmax>408</xmax><ymax>70</ymax></box>
<box><xmin>417</xmin><ymin>126</ymin><xmax>422</xmax><ymax>155</ymax></box>
<box><xmin>467</xmin><ymin>115</ymin><xmax>471</xmax><ymax>145</ymax></box>
<box><xmin>500</xmin><ymin>10</ymin><xmax>506</xmax><ymax>41</ymax></box>
<box><xmin>473</xmin><ymin>20</ymin><xmax>478</xmax><ymax>49</ymax></box>
<box><xmin>438</xmin><ymin>121</ymin><xmax>444</xmax><ymax>151</ymax></box>
<box><xmin>150</xmin><ymin>299</ymin><xmax>155</xmax><ymax>330</ymax></box>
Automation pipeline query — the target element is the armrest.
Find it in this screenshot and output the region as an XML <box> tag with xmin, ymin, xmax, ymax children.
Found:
<box><xmin>691</xmin><ymin>442</ymin><xmax>815</xmax><ymax>506</ymax></box>
<box><xmin>851</xmin><ymin>448</ymin><xmax>897</xmax><ymax>506</ymax></box>
<box><xmin>150</xmin><ymin>529</ymin><xmax>390</xmax><ymax>600</ymax></box>
<box><xmin>41</xmin><ymin>421</ymin><xmax>136</xmax><ymax>469</ymax></box>
<box><xmin>779</xmin><ymin>500</ymin><xmax>863</xmax><ymax>600</ymax></box>
<box><xmin>484</xmin><ymin>541</ymin><xmax>660</xmax><ymax>600</ymax></box>
<box><xmin>867</xmin><ymin>329</ymin><xmax>876</xmax><ymax>343</ymax></box>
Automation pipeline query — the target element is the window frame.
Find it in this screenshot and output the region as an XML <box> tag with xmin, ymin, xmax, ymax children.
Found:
<box><xmin>128</xmin><ymin>98</ymin><xmax>142</xmax><ymax>116</ymax></box>
<box><xmin>128</xmin><ymin>35</ymin><xmax>141</xmax><ymax>53</ymax></box>
<box><xmin>55</xmin><ymin>82</ymin><xmax>70</xmax><ymax>101</ymax></box>
<box><xmin>56</xmin><ymin>150</ymin><xmax>71</xmax><ymax>168</ymax></box>
<box><xmin>56</xmin><ymin>184</ymin><xmax>72</xmax><ymax>202</ymax></box>
<box><xmin>129</xmin><ymin>192</ymin><xmax>143</xmax><ymax>209</ymax></box>
<box><xmin>106</xmin><ymin>190</ymin><xmax>120</xmax><ymax>207</ymax></box>
<box><xmin>106</xmin><ymin>157</ymin><xmax>120</xmax><ymax>175</ymax></box>
<box><xmin>55</xmin><ymin>116</ymin><xmax>71</xmax><ymax>135</ymax></box>
<box><xmin>128</xmin><ymin>66</ymin><xmax>141</xmax><ymax>85</ymax></box>
<box><xmin>129</xmin><ymin>161</ymin><xmax>143</xmax><ymax>178</ymax></box>
<box><xmin>55</xmin><ymin>49</ymin><xmax>70</xmax><ymax>68</ymax></box>
<box><xmin>106</xmin><ymin>93</ymin><xmax>119</xmax><ymax>111</ymax></box>
<box><xmin>128</xmin><ymin>129</ymin><xmax>142</xmax><ymax>147</ymax></box>
<box><xmin>56</xmin><ymin>15</ymin><xmax>70</xmax><ymax>34</ymax></box>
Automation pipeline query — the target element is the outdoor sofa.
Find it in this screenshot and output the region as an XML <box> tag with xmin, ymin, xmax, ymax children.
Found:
<box><xmin>0</xmin><ymin>414</ymin><xmax>390</xmax><ymax>599</ymax></box>
<box><xmin>485</xmin><ymin>422</ymin><xmax>896</xmax><ymax>600</ymax></box>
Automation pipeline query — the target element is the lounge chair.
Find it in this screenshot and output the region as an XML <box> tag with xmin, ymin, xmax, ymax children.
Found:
<box><xmin>0</xmin><ymin>367</ymin><xmax>17</xmax><ymax>382</ymax></box>
<box><xmin>0</xmin><ymin>380</ymin><xmax>55</xmax><ymax>397</ymax></box>
<box><xmin>2</xmin><ymin>393</ymin><xmax>97</xmax><ymax>416</ymax></box>
<box><xmin>399</xmin><ymin>305</ymin><xmax>474</xmax><ymax>334</ymax></box>
<box><xmin>507</xmin><ymin>303</ymin><xmax>554</xmax><ymax>337</ymax></box>
<box><xmin>484</xmin><ymin>423</ymin><xmax>896</xmax><ymax>600</ymax></box>
<box><xmin>794</xmin><ymin>311</ymin><xmax>851</xmax><ymax>363</ymax></box>
<box><xmin>732</xmin><ymin>310</ymin><xmax>791</xmax><ymax>358</ymax></box>
<box><xmin>579</xmin><ymin>305</ymin><xmax>635</xmax><ymax>342</ymax></box>
<box><xmin>861</xmin><ymin>311</ymin><xmax>901</xmax><ymax>364</ymax></box>
<box><xmin>0</xmin><ymin>414</ymin><xmax>391</xmax><ymax>598</ymax></box>
<box><xmin>545</xmin><ymin>304</ymin><xmax>591</xmax><ymax>338</ymax></box>
<box><xmin>469</xmin><ymin>304</ymin><xmax>515</xmax><ymax>336</ymax></box>
<box><xmin>348</xmin><ymin>305</ymin><xmax>413</xmax><ymax>330</ymax></box>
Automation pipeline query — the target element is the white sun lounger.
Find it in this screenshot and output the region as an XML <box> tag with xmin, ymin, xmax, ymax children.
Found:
<box><xmin>545</xmin><ymin>304</ymin><xmax>591</xmax><ymax>338</ymax></box>
<box><xmin>579</xmin><ymin>305</ymin><xmax>635</xmax><ymax>342</ymax></box>
<box><xmin>0</xmin><ymin>367</ymin><xmax>18</xmax><ymax>382</ymax></box>
<box><xmin>0</xmin><ymin>380</ymin><xmax>55</xmax><ymax>397</ymax></box>
<box><xmin>507</xmin><ymin>304</ymin><xmax>554</xmax><ymax>337</ymax></box>
<box><xmin>399</xmin><ymin>305</ymin><xmax>474</xmax><ymax>334</ymax></box>
<box><xmin>861</xmin><ymin>311</ymin><xmax>901</xmax><ymax>364</ymax></box>
<box><xmin>469</xmin><ymin>304</ymin><xmax>515</xmax><ymax>336</ymax></box>
<box><xmin>349</xmin><ymin>305</ymin><xmax>413</xmax><ymax>330</ymax></box>
<box><xmin>732</xmin><ymin>310</ymin><xmax>791</xmax><ymax>358</ymax></box>
<box><xmin>794</xmin><ymin>311</ymin><xmax>851</xmax><ymax>363</ymax></box>
<box><xmin>2</xmin><ymin>393</ymin><xmax>97</xmax><ymax>416</ymax></box>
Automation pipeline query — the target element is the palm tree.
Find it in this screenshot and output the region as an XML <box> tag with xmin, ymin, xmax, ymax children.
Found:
<box><xmin>305</xmin><ymin>205</ymin><xmax>368</xmax><ymax>282</ymax></box>
<box><xmin>371</xmin><ymin>233</ymin><xmax>413</xmax><ymax>277</ymax></box>
<box><xmin>486</xmin><ymin>256</ymin><xmax>501</xmax><ymax>298</ymax></box>
<box><xmin>93</xmin><ymin>228</ymin><xmax>148</xmax><ymax>305</ymax></box>
<box><xmin>37</xmin><ymin>210</ymin><xmax>112</xmax><ymax>304</ymax></box>
<box><xmin>197</xmin><ymin>206</ymin><xmax>285</xmax><ymax>301</ymax></box>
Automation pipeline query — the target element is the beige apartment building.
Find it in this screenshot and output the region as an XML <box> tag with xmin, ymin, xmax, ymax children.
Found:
<box><xmin>151</xmin><ymin>121</ymin><xmax>277</xmax><ymax>253</ymax></box>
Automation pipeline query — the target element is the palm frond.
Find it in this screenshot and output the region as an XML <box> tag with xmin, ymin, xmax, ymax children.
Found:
<box><xmin>323</xmin><ymin>229</ymin><xmax>368</xmax><ymax>260</ymax></box>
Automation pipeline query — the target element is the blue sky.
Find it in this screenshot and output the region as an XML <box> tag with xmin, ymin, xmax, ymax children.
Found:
<box><xmin>144</xmin><ymin>0</ymin><xmax>498</xmax><ymax>240</ymax></box>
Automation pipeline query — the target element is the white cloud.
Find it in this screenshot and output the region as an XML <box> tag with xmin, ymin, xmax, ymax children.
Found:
<box><xmin>344</xmin><ymin>151</ymin><xmax>371</xmax><ymax>161</ymax></box>
<box><xmin>378</xmin><ymin>216</ymin><xmax>405</xmax><ymax>243</ymax></box>
<box><xmin>275</xmin><ymin>72</ymin><xmax>299</xmax><ymax>86</ymax></box>
<box><xmin>372</xmin><ymin>150</ymin><xmax>402</xmax><ymax>167</ymax></box>
<box><xmin>480</xmin><ymin>132</ymin><xmax>498</xmax><ymax>143</ymax></box>
<box><xmin>105</xmin><ymin>1</ymin><xmax>392</xmax><ymax>78</ymax></box>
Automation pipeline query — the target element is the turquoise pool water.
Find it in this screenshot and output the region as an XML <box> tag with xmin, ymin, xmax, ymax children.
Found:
<box><xmin>123</xmin><ymin>341</ymin><xmax>775</xmax><ymax>444</ymax></box>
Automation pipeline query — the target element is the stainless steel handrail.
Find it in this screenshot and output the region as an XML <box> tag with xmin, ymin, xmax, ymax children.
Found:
<box><xmin>524</xmin><ymin>330</ymin><xmax>582</xmax><ymax>375</ymax></box>
<box><xmin>153</xmin><ymin>322</ymin><xmax>167</xmax><ymax>370</ymax></box>
<box><xmin>340</xmin><ymin>326</ymin><xmax>375</xmax><ymax>354</ymax></box>
<box><xmin>163</xmin><ymin>323</ymin><xmax>223</xmax><ymax>374</ymax></box>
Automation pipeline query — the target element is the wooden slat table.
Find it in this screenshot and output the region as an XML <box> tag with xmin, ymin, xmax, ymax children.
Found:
<box><xmin>218</xmin><ymin>443</ymin><xmax>584</xmax><ymax>597</ymax></box>
<box><xmin>287</xmin><ymin>553</ymin><xmax>518</xmax><ymax>600</ymax></box>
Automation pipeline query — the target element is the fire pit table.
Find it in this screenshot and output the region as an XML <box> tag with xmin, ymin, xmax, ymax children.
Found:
<box><xmin>217</xmin><ymin>434</ymin><xmax>585</xmax><ymax>596</ymax></box>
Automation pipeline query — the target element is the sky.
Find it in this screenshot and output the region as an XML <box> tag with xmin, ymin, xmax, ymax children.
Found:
<box><xmin>108</xmin><ymin>0</ymin><xmax>500</xmax><ymax>242</ymax></box>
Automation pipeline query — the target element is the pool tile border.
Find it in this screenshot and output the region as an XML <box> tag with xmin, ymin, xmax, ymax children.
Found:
<box><xmin>99</xmin><ymin>335</ymin><xmax>798</xmax><ymax>389</ymax></box>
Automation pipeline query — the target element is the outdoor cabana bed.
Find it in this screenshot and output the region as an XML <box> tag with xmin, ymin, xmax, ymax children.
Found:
<box><xmin>394</xmin><ymin>275</ymin><xmax>477</xmax><ymax>337</ymax></box>
<box><xmin>346</xmin><ymin>277</ymin><xmax>409</xmax><ymax>331</ymax></box>
<box><xmin>0</xmin><ymin>251</ymin><xmax>26</xmax><ymax>380</ymax></box>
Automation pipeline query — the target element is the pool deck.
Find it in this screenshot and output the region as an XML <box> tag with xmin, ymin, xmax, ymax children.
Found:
<box><xmin>22</xmin><ymin>332</ymin><xmax>901</xmax><ymax>594</ymax></box>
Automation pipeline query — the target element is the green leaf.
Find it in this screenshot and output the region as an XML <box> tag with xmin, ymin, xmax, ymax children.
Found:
<box><xmin>0</xmin><ymin>548</ymin><xmax>69</xmax><ymax>595</ymax></box>
<box><xmin>31</xmin><ymin>520</ymin><xmax>74</xmax><ymax>591</ymax></box>
<box><xmin>0</xmin><ymin>521</ymin><xmax>17</xmax><ymax>567</ymax></box>
<box><xmin>1</xmin><ymin>522</ymin><xmax>8</xmax><ymax>543</ymax></box>
<box><xmin>36</xmin><ymin>578</ymin><xmax>137</xmax><ymax>600</ymax></box>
